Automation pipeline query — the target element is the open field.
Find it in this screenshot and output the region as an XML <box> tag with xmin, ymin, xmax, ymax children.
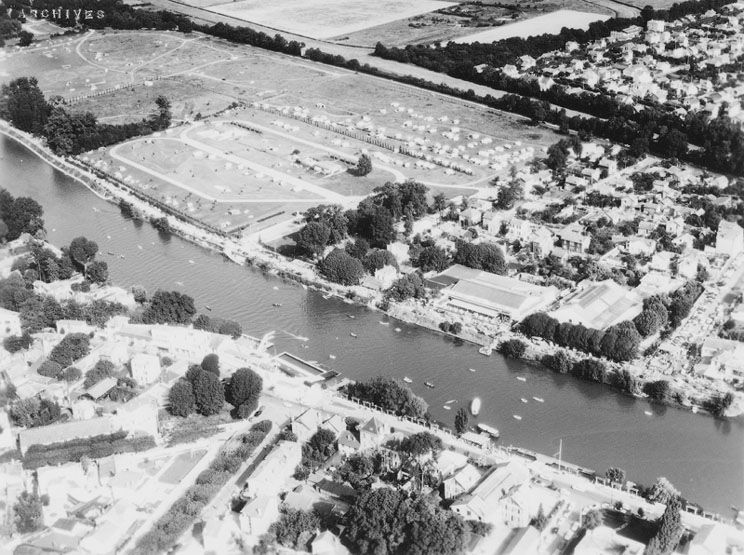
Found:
<box><xmin>453</xmin><ymin>9</ymin><xmax>611</xmax><ymax>42</ymax></box>
<box><xmin>205</xmin><ymin>0</ymin><xmax>457</xmax><ymax>39</ymax></box>
<box><xmin>9</xmin><ymin>30</ymin><xmax>561</xmax><ymax>235</ymax></box>
<box><xmin>334</xmin><ymin>0</ymin><xmax>614</xmax><ymax>47</ymax></box>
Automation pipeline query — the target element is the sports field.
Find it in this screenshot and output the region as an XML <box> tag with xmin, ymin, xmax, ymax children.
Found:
<box><xmin>206</xmin><ymin>0</ymin><xmax>457</xmax><ymax>39</ymax></box>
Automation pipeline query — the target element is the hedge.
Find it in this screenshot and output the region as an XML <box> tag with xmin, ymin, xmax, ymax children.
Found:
<box><xmin>23</xmin><ymin>431</ymin><xmax>156</xmax><ymax>469</ymax></box>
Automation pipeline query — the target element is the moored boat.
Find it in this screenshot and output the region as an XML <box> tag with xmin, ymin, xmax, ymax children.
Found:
<box><xmin>513</xmin><ymin>414</ymin><xmax>522</xmax><ymax>420</ymax></box>
<box><xmin>477</xmin><ymin>423</ymin><xmax>500</xmax><ymax>438</ymax></box>
<box><xmin>403</xmin><ymin>376</ymin><xmax>412</xmax><ymax>383</ymax></box>
<box><xmin>532</xmin><ymin>396</ymin><xmax>544</xmax><ymax>403</ymax></box>
<box><xmin>470</xmin><ymin>397</ymin><xmax>481</xmax><ymax>415</ymax></box>
<box><xmin>424</xmin><ymin>381</ymin><xmax>435</xmax><ymax>388</ymax></box>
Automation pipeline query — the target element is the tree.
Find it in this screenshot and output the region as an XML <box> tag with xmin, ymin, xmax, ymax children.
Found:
<box><xmin>454</xmin><ymin>241</ymin><xmax>505</xmax><ymax>274</ymax></box>
<box><xmin>87</xmin><ymin>260</ymin><xmax>109</xmax><ymax>284</ymax></box>
<box><xmin>541</xmin><ymin>350</ymin><xmax>572</xmax><ymax>374</ymax></box>
<box><xmin>68</xmin><ymin>236</ymin><xmax>99</xmax><ymax>277</ymax></box>
<box><xmin>1</xmin><ymin>195</ymin><xmax>44</xmax><ymax>240</ymax></box>
<box><xmin>13</xmin><ymin>491</ymin><xmax>43</xmax><ymax>533</ymax></box>
<box><xmin>345</xmin><ymin>238</ymin><xmax>370</xmax><ymax>260</ymax></box>
<box><xmin>546</xmin><ymin>140</ymin><xmax>570</xmax><ymax>173</ymax></box>
<box><xmin>142</xmin><ymin>290</ymin><xmax>196</xmax><ymax>324</ymax></box>
<box><xmin>499</xmin><ymin>338</ymin><xmax>527</xmax><ymax>358</ymax></box>
<box><xmin>532</xmin><ymin>504</ymin><xmax>548</xmax><ymax>531</ymax></box>
<box><xmin>318</xmin><ymin>248</ymin><xmax>365</xmax><ymax>286</ymax></box>
<box><xmin>304</xmin><ymin>205</ymin><xmax>348</xmax><ymax>244</ymax></box>
<box><xmin>201</xmin><ymin>353</ymin><xmax>220</xmax><ymax>376</ymax></box>
<box><xmin>344</xmin><ymin>488</ymin><xmax>469</xmax><ymax>555</ymax></box>
<box><xmin>346</xmin><ymin>376</ymin><xmax>428</xmax><ymax>418</ymax></box>
<box><xmin>354</xmin><ymin>154</ymin><xmax>373</xmax><ymax>176</ymax></box>
<box><xmin>415</xmin><ymin>245</ymin><xmax>450</xmax><ymax>272</ymax></box>
<box><xmin>38</xmin><ymin>360</ymin><xmax>62</xmax><ymax>379</ymax></box>
<box><xmin>495</xmin><ymin>180</ymin><xmax>524</xmax><ymax>210</ymax></box>
<box><xmin>400</xmin><ymin>431</ymin><xmax>442</xmax><ymax>458</ymax></box>
<box><xmin>605</xmin><ymin>467</ymin><xmax>626</xmax><ymax>484</ymax></box>
<box><xmin>168</xmin><ymin>379</ymin><xmax>196</xmax><ymax>417</ymax></box>
<box><xmin>583</xmin><ymin>508</ymin><xmax>602</xmax><ymax>530</ymax></box>
<box><xmin>645</xmin><ymin>496</ymin><xmax>683</xmax><ymax>555</ymax></box>
<box><xmin>431</xmin><ymin>193</ymin><xmax>447</xmax><ymax>213</ymax></box>
<box><xmin>4</xmin><ymin>331</ymin><xmax>32</xmax><ymax>353</ymax></box>
<box><xmin>192</xmin><ymin>369</ymin><xmax>225</xmax><ymax>416</ymax></box>
<box><xmin>356</xmin><ymin>201</ymin><xmax>396</xmax><ymax>248</ymax></box>
<box><xmin>386</xmin><ymin>272</ymin><xmax>426</xmax><ymax>302</ymax></box>
<box><xmin>266</xmin><ymin>509</ymin><xmax>321</xmax><ymax>551</ymax></box>
<box><xmin>153</xmin><ymin>95</ymin><xmax>171</xmax><ymax>129</ymax></box>
<box><xmin>60</xmin><ymin>366</ymin><xmax>82</xmax><ymax>383</ymax></box>
<box><xmin>1</xmin><ymin>77</ymin><xmax>50</xmax><ymax>134</ymax></box>
<box><xmin>17</xmin><ymin>30</ymin><xmax>33</xmax><ymax>47</ymax></box>
<box><xmin>49</xmin><ymin>333</ymin><xmax>90</xmax><ymax>367</ymax></box>
<box><xmin>296</xmin><ymin>221</ymin><xmax>331</xmax><ymax>258</ymax></box>
<box><xmin>454</xmin><ymin>407</ymin><xmax>469</xmax><ymax>435</ymax></box>
<box><xmin>227</xmin><ymin>367</ymin><xmax>263</xmax><ymax>414</ymax></box>
<box><xmin>363</xmin><ymin>248</ymin><xmax>399</xmax><ymax>273</ymax></box>
<box><xmin>304</xmin><ymin>428</ymin><xmax>337</xmax><ymax>465</ymax></box>
<box><xmin>647</xmin><ymin>477</ymin><xmax>679</xmax><ymax>505</ymax></box>
<box><xmin>9</xmin><ymin>397</ymin><xmax>60</xmax><ymax>428</ymax></box>
<box><xmin>84</xmin><ymin>359</ymin><xmax>116</xmax><ymax>388</ymax></box>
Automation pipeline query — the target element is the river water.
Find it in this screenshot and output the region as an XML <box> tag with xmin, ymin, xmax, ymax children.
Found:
<box><xmin>2</xmin><ymin>134</ymin><xmax>743</xmax><ymax>513</ymax></box>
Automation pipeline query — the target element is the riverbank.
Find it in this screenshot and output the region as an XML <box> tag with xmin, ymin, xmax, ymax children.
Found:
<box><xmin>1</xmin><ymin>120</ymin><xmax>740</xmax><ymax>419</ymax></box>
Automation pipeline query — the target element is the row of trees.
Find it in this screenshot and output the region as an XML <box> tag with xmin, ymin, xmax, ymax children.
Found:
<box><xmin>0</xmin><ymin>77</ymin><xmax>172</xmax><ymax>155</ymax></box>
<box><xmin>345</xmin><ymin>376</ymin><xmax>429</xmax><ymax>419</ymax></box>
<box><xmin>520</xmin><ymin>312</ymin><xmax>642</xmax><ymax>362</ymax></box>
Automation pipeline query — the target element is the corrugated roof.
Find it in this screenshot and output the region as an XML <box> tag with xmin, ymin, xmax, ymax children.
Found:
<box><xmin>84</xmin><ymin>377</ymin><xmax>118</xmax><ymax>400</ymax></box>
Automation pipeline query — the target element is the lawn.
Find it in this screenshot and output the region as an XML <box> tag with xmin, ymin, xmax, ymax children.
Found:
<box><xmin>159</xmin><ymin>449</ymin><xmax>208</xmax><ymax>484</ymax></box>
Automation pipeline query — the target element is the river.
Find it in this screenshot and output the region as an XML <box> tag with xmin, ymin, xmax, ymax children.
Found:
<box><xmin>1</xmin><ymin>134</ymin><xmax>743</xmax><ymax>514</ymax></box>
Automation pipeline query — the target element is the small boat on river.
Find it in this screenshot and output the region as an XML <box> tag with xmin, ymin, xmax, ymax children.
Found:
<box><xmin>520</xmin><ymin>398</ymin><xmax>528</xmax><ymax>403</ymax></box>
<box><xmin>424</xmin><ymin>381</ymin><xmax>435</xmax><ymax>389</ymax></box>
<box><xmin>513</xmin><ymin>414</ymin><xmax>522</xmax><ymax>420</ymax></box>
<box><xmin>470</xmin><ymin>397</ymin><xmax>481</xmax><ymax>416</ymax></box>
<box><xmin>517</xmin><ymin>376</ymin><xmax>527</xmax><ymax>382</ymax></box>
<box><xmin>403</xmin><ymin>377</ymin><xmax>412</xmax><ymax>384</ymax></box>
<box><xmin>532</xmin><ymin>397</ymin><xmax>544</xmax><ymax>403</ymax></box>
<box><xmin>477</xmin><ymin>423</ymin><xmax>500</xmax><ymax>438</ymax></box>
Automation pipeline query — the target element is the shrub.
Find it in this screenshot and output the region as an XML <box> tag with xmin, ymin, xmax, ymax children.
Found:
<box><xmin>4</xmin><ymin>332</ymin><xmax>32</xmax><ymax>353</ymax></box>
<box><xmin>48</xmin><ymin>333</ymin><xmax>90</xmax><ymax>366</ymax></box>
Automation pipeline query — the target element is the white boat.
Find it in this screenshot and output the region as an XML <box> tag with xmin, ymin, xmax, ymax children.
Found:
<box><xmin>532</xmin><ymin>397</ymin><xmax>544</xmax><ymax>403</ymax></box>
<box><xmin>137</xmin><ymin>244</ymin><xmax>142</xmax><ymax>250</ymax></box>
<box><xmin>379</xmin><ymin>321</ymin><xmax>389</xmax><ymax>326</ymax></box>
<box><xmin>188</xmin><ymin>259</ymin><xmax>195</xmax><ymax>264</ymax></box>
<box><xmin>517</xmin><ymin>376</ymin><xmax>527</xmax><ymax>382</ymax></box>
<box><xmin>175</xmin><ymin>281</ymin><xmax>184</xmax><ymax>286</ymax></box>
<box><xmin>272</xmin><ymin>286</ymin><xmax>279</xmax><ymax>290</ymax></box>
<box><xmin>403</xmin><ymin>377</ymin><xmax>412</xmax><ymax>384</ymax></box>
<box><xmin>691</xmin><ymin>406</ymin><xmax>698</xmax><ymax>413</ymax></box>
<box><xmin>350</xmin><ymin>332</ymin><xmax>358</xmax><ymax>338</ymax></box>
<box><xmin>513</xmin><ymin>414</ymin><xmax>522</xmax><ymax>420</ymax></box>
<box><xmin>443</xmin><ymin>405</ymin><xmax>451</xmax><ymax>410</ymax></box>
<box><xmin>445</xmin><ymin>399</ymin><xmax>456</xmax><ymax>405</ymax></box>
<box><xmin>520</xmin><ymin>398</ymin><xmax>528</xmax><ymax>403</ymax></box>
<box><xmin>478</xmin><ymin>346</ymin><xmax>492</xmax><ymax>356</ymax></box>
<box><xmin>394</xmin><ymin>327</ymin><xmax>402</xmax><ymax>332</ymax></box>
<box><xmin>329</xmin><ymin>354</ymin><xmax>336</xmax><ymax>360</ymax></box>
<box><xmin>468</xmin><ymin>368</ymin><xmax>477</xmax><ymax>372</ymax></box>
<box><xmin>644</xmin><ymin>410</ymin><xmax>653</xmax><ymax>416</ymax></box>
<box><xmin>477</xmin><ymin>423</ymin><xmax>500</xmax><ymax>438</ymax></box>
<box><xmin>470</xmin><ymin>397</ymin><xmax>481</xmax><ymax>416</ymax></box>
<box><xmin>425</xmin><ymin>382</ymin><xmax>435</xmax><ymax>389</ymax></box>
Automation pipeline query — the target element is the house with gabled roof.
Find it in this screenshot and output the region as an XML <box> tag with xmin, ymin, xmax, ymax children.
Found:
<box><xmin>358</xmin><ymin>417</ymin><xmax>388</xmax><ymax>450</ymax></box>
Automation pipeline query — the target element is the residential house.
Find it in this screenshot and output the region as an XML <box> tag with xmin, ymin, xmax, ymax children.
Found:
<box><xmin>291</xmin><ymin>408</ymin><xmax>325</xmax><ymax>442</ymax></box>
<box><xmin>688</xmin><ymin>523</ymin><xmax>728</xmax><ymax>555</ymax></box>
<box><xmin>528</xmin><ymin>226</ymin><xmax>554</xmax><ymax>258</ymax></box>
<box><xmin>442</xmin><ymin>464</ymin><xmax>482</xmax><ymax>500</ymax></box>
<box><xmin>450</xmin><ymin>460</ymin><xmax>530</xmax><ymax>524</ymax></box>
<box><xmin>460</xmin><ymin>208</ymin><xmax>482</xmax><ymax>228</ymax></box>
<box><xmin>243</xmin><ymin>440</ymin><xmax>302</xmax><ymax>498</ymax></box>
<box><xmin>556</xmin><ymin>224</ymin><xmax>590</xmax><ymax>255</ymax></box>
<box><xmin>358</xmin><ymin>417</ymin><xmax>389</xmax><ymax>451</ymax></box>
<box><xmin>574</xmin><ymin>525</ymin><xmax>644</xmax><ymax>555</ymax></box>
<box><xmin>337</xmin><ymin>430</ymin><xmax>361</xmax><ymax>456</ymax></box>
<box><xmin>239</xmin><ymin>495</ymin><xmax>279</xmax><ymax>537</ymax></box>
<box><xmin>202</xmin><ymin>515</ymin><xmax>242</xmax><ymax>553</ymax></box>
<box><xmin>312</xmin><ymin>531</ymin><xmax>350</xmax><ymax>555</ymax></box>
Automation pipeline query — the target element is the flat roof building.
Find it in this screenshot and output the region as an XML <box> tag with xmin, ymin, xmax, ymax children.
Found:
<box><xmin>551</xmin><ymin>279</ymin><xmax>643</xmax><ymax>330</ymax></box>
<box><xmin>430</xmin><ymin>265</ymin><xmax>559</xmax><ymax>321</ymax></box>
